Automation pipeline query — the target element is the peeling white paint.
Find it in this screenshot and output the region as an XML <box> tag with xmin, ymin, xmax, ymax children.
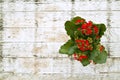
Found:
<box><xmin>0</xmin><ymin>0</ymin><xmax>120</xmax><ymax>80</ymax></box>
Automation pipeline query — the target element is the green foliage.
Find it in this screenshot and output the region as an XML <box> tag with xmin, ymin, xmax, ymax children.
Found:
<box><xmin>89</xmin><ymin>49</ymin><xmax>99</xmax><ymax>60</ymax></box>
<box><xmin>99</xmin><ymin>24</ymin><xmax>106</xmax><ymax>36</ymax></box>
<box><xmin>96</xmin><ymin>24</ymin><xmax>106</xmax><ymax>36</ymax></box>
<box><xmin>93</xmin><ymin>51</ymin><xmax>107</xmax><ymax>64</ymax></box>
<box><xmin>59</xmin><ymin>40</ymin><xmax>75</xmax><ymax>55</ymax></box>
<box><xmin>68</xmin><ymin>45</ymin><xmax>78</xmax><ymax>55</ymax></box>
<box><xmin>74</xmin><ymin>31</ymin><xmax>84</xmax><ymax>38</ymax></box>
<box><xmin>59</xmin><ymin>16</ymin><xmax>108</xmax><ymax>66</ymax></box>
<box><xmin>81</xmin><ymin>59</ymin><xmax>90</xmax><ymax>66</ymax></box>
<box><xmin>71</xmin><ymin>16</ymin><xmax>85</xmax><ymax>23</ymax></box>
<box><xmin>65</xmin><ymin>21</ymin><xmax>75</xmax><ymax>37</ymax></box>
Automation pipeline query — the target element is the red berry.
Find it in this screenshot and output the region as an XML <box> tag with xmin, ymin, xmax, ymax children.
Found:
<box><xmin>93</xmin><ymin>26</ymin><xmax>99</xmax><ymax>34</ymax></box>
<box><xmin>73</xmin><ymin>53</ymin><xmax>78</xmax><ymax>60</ymax></box>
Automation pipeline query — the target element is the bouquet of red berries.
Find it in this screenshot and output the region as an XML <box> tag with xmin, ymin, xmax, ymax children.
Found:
<box><xmin>59</xmin><ymin>16</ymin><xmax>108</xmax><ymax>66</ymax></box>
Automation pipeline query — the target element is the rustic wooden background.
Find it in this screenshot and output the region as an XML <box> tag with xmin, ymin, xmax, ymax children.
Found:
<box><xmin>0</xmin><ymin>0</ymin><xmax>120</xmax><ymax>80</ymax></box>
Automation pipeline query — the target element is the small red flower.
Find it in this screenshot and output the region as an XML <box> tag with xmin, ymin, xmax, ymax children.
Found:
<box><xmin>81</xmin><ymin>21</ymin><xmax>93</xmax><ymax>35</ymax></box>
<box><xmin>75</xmin><ymin>39</ymin><xmax>81</xmax><ymax>43</ymax></box>
<box><xmin>78</xmin><ymin>55</ymin><xmax>88</xmax><ymax>61</ymax></box>
<box><xmin>76</xmin><ymin>39</ymin><xmax>92</xmax><ymax>51</ymax></box>
<box><xmin>81</xmin><ymin>23</ymin><xmax>88</xmax><ymax>29</ymax></box>
<box><xmin>81</xmin><ymin>55</ymin><xmax>88</xmax><ymax>59</ymax></box>
<box><xmin>87</xmin><ymin>21</ymin><xmax>93</xmax><ymax>27</ymax></box>
<box><xmin>76</xmin><ymin>20</ymin><xmax>81</xmax><ymax>23</ymax></box>
<box><xmin>86</xmin><ymin>29</ymin><xmax>92</xmax><ymax>35</ymax></box>
<box><xmin>75</xmin><ymin>19</ymin><xmax>84</xmax><ymax>24</ymax></box>
<box><xmin>77</xmin><ymin>28</ymin><xmax>81</xmax><ymax>30</ymax></box>
<box><xmin>93</xmin><ymin>26</ymin><xmax>99</xmax><ymax>34</ymax></box>
<box><xmin>82</xmin><ymin>29</ymin><xmax>92</xmax><ymax>35</ymax></box>
<box><xmin>79</xmin><ymin>47</ymin><xmax>85</xmax><ymax>51</ymax></box>
<box><xmin>82</xmin><ymin>29</ymin><xmax>85</xmax><ymax>34</ymax></box>
<box><xmin>81</xmin><ymin>20</ymin><xmax>84</xmax><ymax>22</ymax></box>
<box><xmin>73</xmin><ymin>54</ymin><xmax>88</xmax><ymax>61</ymax></box>
<box><xmin>100</xmin><ymin>45</ymin><xmax>104</xmax><ymax>52</ymax></box>
<box><xmin>73</xmin><ymin>53</ymin><xmax>78</xmax><ymax>60</ymax></box>
<box><xmin>96</xmin><ymin>35</ymin><xmax>100</xmax><ymax>39</ymax></box>
<box><xmin>85</xmin><ymin>40</ymin><xmax>89</xmax><ymax>46</ymax></box>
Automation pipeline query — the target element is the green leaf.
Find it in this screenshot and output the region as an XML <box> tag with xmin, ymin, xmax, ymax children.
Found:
<box><xmin>99</xmin><ymin>24</ymin><xmax>106</xmax><ymax>36</ymax></box>
<box><xmin>74</xmin><ymin>31</ymin><xmax>84</xmax><ymax>38</ymax></box>
<box><xmin>68</xmin><ymin>45</ymin><xmax>78</xmax><ymax>55</ymax></box>
<box><xmin>59</xmin><ymin>40</ymin><xmax>75</xmax><ymax>54</ymax></box>
<box><xmin>75</xmin><ymin>48</ymin><xmax>83</xmax><ymax>54</ymax></box>
<box><xmin>65</xmin><ymin>21</ymin><xmax>76</xmax><ymax>37</ymax></box>
<box><xmin>93</xmin><ymin>51</ymin><xmax>107</xmax><ymax>64</ymax></box>
<box><xmin>71</xmin><ymin>16</ymin><xmax>85</xmax><ymax>23</ymax></box>
<box><xmin>81</xmin><ymin>59</ymin><xmax>90</xmax><ymax>66</ymax></box>
<box><xmin>89</xmin><ymin>49</ymin><xmax>99</xmax><ymax>60</ymax></box>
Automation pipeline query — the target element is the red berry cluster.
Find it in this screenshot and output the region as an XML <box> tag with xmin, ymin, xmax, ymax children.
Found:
<box><xmin>73</xmin><ymin>53</ymin><xmax>88</xmax><ymax>61</ymax></box>
<box><xmin>77</xmin><ymin>21</ymin><xmax>99</xmax><ymax>35</ymax></box>
<box><xmin>73</xmin><ymin>19</ymin><xmax>99</xmax><ymax>62</ymax></box>
<box><xmin>75</xmin><ymin>39</ymin><xmax>92</xmax><ymax>51</ymax></box>
<box><xmin>93</xmin><ymin>26</ymin><xmax>99</xmax><ymax>34</ymax></box>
